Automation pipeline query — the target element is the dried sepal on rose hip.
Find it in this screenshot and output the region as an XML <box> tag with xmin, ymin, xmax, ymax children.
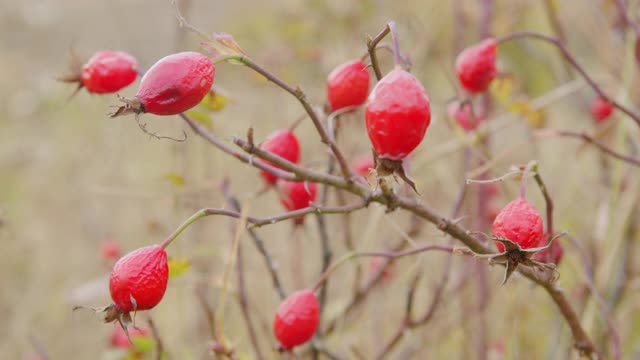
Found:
<box><xmin>326</xmin><ymin>59</ymin><xmax>370</xmax><ymax>111</ymax></box>
<box><xmin>59</xmin><ymin>50</ymin><xmax>139</xmax><ymax>95</ymax></box>
<box><xmin>455</xmin><ymin>38</ymin><xmax>497</xmax><ymax>93</ymax></box>
<box><xmin>74</xmin><ymin>244</ymin><xmax>169</xmax><ymax>341</ymax></box>
<box><xmin>467</xmin><ymin>163</ymin><xmax>563</xmax><ymax>284</ymax></box>
<box><xmin>273</xmin><ymin>289</ymin><xmax>319</xmax><ymax>350</ymax></box>
<box><xmin>534</xmin><ymin>233</ymin><xmax>564</xmax><ymax>266</ymax></box>
<box><xmin>259</xmin><ymin>129</ymin><xmax>301</xmax><ymax>185</ymax></box>
<box><xmin>365</xmin><ymin>67</ymin><xmax>431</xmax><ymax>192</ymax></box>
<box><xmin>109</xmin><ymin>52</ymin><xmax>215</xmax><ymax>117</ymax></box>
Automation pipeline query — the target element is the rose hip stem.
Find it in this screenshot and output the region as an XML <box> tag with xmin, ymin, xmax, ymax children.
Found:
<box><xmin>494</xmin><ymin>31</ymin><xmax>640</xmax><ymax>128</ymax></box>
<box><xmin>519</xmin><ymin>161</ymin><xmax>536</xmax><ymax>199</ymax></box>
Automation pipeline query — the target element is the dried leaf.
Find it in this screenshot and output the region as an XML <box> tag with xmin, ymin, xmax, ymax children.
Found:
<box><xmin>200</xmin><ymin>89</ymin><xmax>229</xmax><ymax>111</ymax></box>
<box><xmin>164</xmin><ymin>172</ymin><xmax>185</xmax><ymax>188</ymax></box>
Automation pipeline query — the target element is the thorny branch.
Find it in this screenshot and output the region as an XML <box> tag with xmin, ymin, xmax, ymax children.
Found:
<box><xmin>496</xmin><ymin>31</ymin><xmax>640</xmax><ymax>128</ymax></box>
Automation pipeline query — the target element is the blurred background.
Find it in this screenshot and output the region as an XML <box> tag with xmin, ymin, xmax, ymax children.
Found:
<box><xmin>1</xmin><ymin>0</ymin><xmax>640</xmax><ymax>359</ymax></box>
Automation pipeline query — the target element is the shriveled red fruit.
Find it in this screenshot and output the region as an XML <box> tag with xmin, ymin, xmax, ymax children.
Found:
<box><xmin>591</xmin><ymin>97</ymin><xmax>614</xmax><ymax>123</ymax></box>
<box><xmin>273</xmin><ymin>289</ymin><xmax>319</xmax><ymax>349</ymax></box>
<box><xmin>110</xmin><ymin>325</ymin><xmax>148</xmax><ymax>348</ymax></box>
<box><xmin>326</xmin><ymin>60</ymin><xmax>370</xmax><ymax>111</ymax></box>
<box><xmin>101</xmin><ymin>239</ymin><xmax>122</xmax><ymax>261</ymax></box>
<box><xmin>365</xmin><ymin>68</ymin><xmax>431</xmax><ymax>160</ymax></box>
<box><xmin>447</xmin><ymin>101</ymin><xmax>484</xmax><ymax>132</ymax></box>
<box><xmin>353</xmin><ymin>155</ymin><xmax>375</xmax><ymax>177</ymax></box>
<box><xmin>455</xmin><ymin>38</ymin><xmax>497</xmax><ymax>93</ymax></box>
<box><xmin>277</xmin><ymin>180</ymin><xmax>317</xmax><ymax>224</ymax></box>
<box><xmin>259</xmin><ymin>129</ymin><xmax>301</xmax><ymax>184</ymax></box>
<box><xmin>111</xmin><ymin>52</ymin><xmax>215</xmax><ymax>117</ymax></box>
<box><xmin>109</xmin><ymin>245</ymin><xmax>168</xmax><ymax>313</ymax></box>
<box><xmin>81</xmin><ymin>51</ymin><xmax>139</xmax><ymax>94</ymax></box>
<box><xmin>492</xmin><ymin>198</ymin><xmax>544</xmax><ymax>253</ymax></box>
<box><xmin>534</xmin><ymin>235</ymin><xmax>564</xmax><ymax>265</ymax></box>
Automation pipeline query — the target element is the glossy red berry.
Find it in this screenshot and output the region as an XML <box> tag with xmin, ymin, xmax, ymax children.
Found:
<box><xmin>353</xmin><ymin>155</ymin><xmax>375</xmax><ymax>177</ymax></box>
<box><xmin>109</xmin><ymin>245</ymin><xmax>168</xmax><ymax>313</ymax></box>
<box><xmin>456</xmin><ymin>38</ymin><xmax>497</xmax><ymax>93</ymax></box>
<box><xmin>326</xmin><ymin>60</ymin><xmax>370</xmax><ymax>111</ymax></box>
<box><xmin>273</xmin><ymin>289</ymin><xmax>319</xmax><ymax>349</ymax></box>
<box><xmin>260</xmin><ymin>129</ymin><xmax>301</xmax><ymax>184</ymax></box>
<box><xmin>492</xmin><ymin>198</ymin><xmax>544</xmax><ymax>252</ymax></box>
<box><xmin>365</xmin><ymin>68</ymin><xmax>431</xmax><ymax>160</ymax></box>
<box><xmin>447</xmin><ymin>101</ymin><xmax>484</xmax><ymax>132</ymax></box>
<box><xmin>81</xmin><ymin>51</ymin><xmax>139</xmax><ymax>94</ymax></box>
<box><xmin>534</xmin><ymin>235</ymin><xmax>564</xmax><ymax>265</ymax></box>
<box><xmin>110</xmin><ymin>325</ymin><xmax>148</xmax><ymax>348</ymax></box>
<box><xmin>591</xmin><ymin>97</ymin><xmax>614</xmax><ymax>123</ymax></box>
<box><xmin>101</xmin><ymin>239</ymin><xmax>122</xmax><ymax>261</ymax></box>
<box><xmin>276</xmin><ymin>180</ymin><xmax>317</xmax><ymax>224</ymax></box>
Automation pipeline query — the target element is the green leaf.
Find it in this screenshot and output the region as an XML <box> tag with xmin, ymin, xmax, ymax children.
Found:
<box><xmin>168</xmin><ymin>258</ymin><xmax>191</xmax><ymax>278</ymax></box>
<box><xmin>185</xmin><ymin>109</ymin><xmax>212</xmax><ymax>127</ymax></box>
<box><xmin>131</xmin><ymin>335</ymin><xmax>155</xmax><ymax>353</ymax></box>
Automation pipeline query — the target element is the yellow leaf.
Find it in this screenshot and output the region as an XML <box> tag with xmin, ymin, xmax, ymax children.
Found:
<box><xmin>168</xmin><ymin>258</ymin><xmax>191</xmax><ymax>278</ymax></box>
<box><xmin>200</xmin><ymin>89</ymin><xmax>229</xmax><ymax>111</ymax></box>
<box><xmin>490</xmin><ymin>76</ymin><xmax>515</xmax><ymax>105</ymax></box>
<box><xmin>164</xmin><ymin>172</ymin><xmax>185</xmax><ymax>188</ymax></box>
<box><xmin>185</xmin><ymin>109</ymin><xmax>212</xmax><ymax>127</ymax></box>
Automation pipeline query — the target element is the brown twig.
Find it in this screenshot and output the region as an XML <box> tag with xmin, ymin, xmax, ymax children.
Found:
<box><xmin>566</xmin><ymin>235</ymin><xmax>621</xmax><ymax>360</ymax></box>
<box><xmin>495</xmin><ymin>31</ymin><xmax>640</xmax><ymax>128</ymax></box>
<box><xmin>536</xmin><ymin>128</ymin><xmax>640</xmax><ymax>167</ymax></box>
<box><xmin>367</xmin><ymin>24</ymin><xmax>391</xmax><ymax>80</ymax></box>
<box><xmin>146</xmin><ymin>317</ymin><xmax>166</xmax><ymax>360</ymax></box>
<box><xmin>222</xmin><ymin>184</ymin><xmax>287</xmax><ymax>300</ymax></box>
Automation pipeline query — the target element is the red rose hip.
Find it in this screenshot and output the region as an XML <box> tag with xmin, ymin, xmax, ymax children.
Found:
<box><xmin>273</xmin><ymin>289</ymin><xmax>319</xmax><ymax>349</ymax></box>
<box><xmin>109</xmin><ymin>245</ymin><xmax>169</xmax><ymax>313</ymax></box>
<box><xmin>447</xmin><ymin>101</ymin><xmax>484</xmax><ymax>132</ymax></box>
<box><xmin>365</xmin><ymin>68</ymin><xmax>431</xmax><ymax>160</ymax></box>
<box><xmin>456</xmin><ymin>38</ymin><xmax>497</xmax><ymax>93</ymax></box>
<box><xmin>492</xmin><ymin>198</ymin><xmax>544</xmax><ymax>252</ymax></box>
<box><xmin>259</xmin><ymin>129</ymin><xmax>301</xmax><ymax>184</ymax></box>
<box><xmin>353</xmin><ymin>155</ymin><xmax>375</xmax><ymax>177</ymax></box>
<box><xmin>326</xmin><ymin>60</ymin><xmax>370</xmax><ymax>111</ymax></box>
<box><xmin>591</xmin><ymin>97</ymin><xmax>614</xmax><ymax>123</ymax></box>
<box><xmin>111</xmin><ymin>52</ymin><xmax>215</xmax><ymax>117</ymax></box>
<box><xmin>276</xmin><ymin>180</ymin><xmax>317</xmax><ymax>224</ymax></box>
<box><xmin>81</xmin><ymin>51</ymin><xmax>139</xmax><ymax>94</ymax></box>
<box><xmin>101</xmin><ymin>239</ymin><xmax>122</xmax><ymax>262</ymax></box>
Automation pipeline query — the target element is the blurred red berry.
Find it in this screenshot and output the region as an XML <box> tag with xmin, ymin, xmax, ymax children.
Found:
<box><xmin>326</xmin><ymin>60</ymin><xmax>370</xmax><ymax>111</ymax></box>
<box><xmin>590</xmin><ymin>97</ymin><xmax>614</xmax><ymax>123</ymax></box>
<box><xmin>110</xmin><ymin>325</ymin><xmax>148</xmax><ymax>348</ymax></box>
<box><xmin>369</xmin><ymin>257</ymin><xmax>393</xmax><ymax>281</ymax></box>
<box><xmin>534</xmin><ymin>235</ymin><xmax>564</xmax><ymax>265</ymax></box>
<box><xmin>81</xmin><ymin>51</ymin><xmax>139</xmax><ymax>94</ymax></box>
<box><xmin>273</xmin><ymin>289</ymin><xmax>319</xmax><ymax>349</ymax></box>
<box><xmin>259</xmin><ymin>129</ymin><xmax>301</xmax><ymax>184</ymax></box>
<box><xmin>365</xmin><ymin>68</ymin><xmax>431</xmax><ymax>160</ymax></box>
<box><xmin>101</xmin><ymin>239</ymin><xmax>122</xmax><ymax>261</ymax></box>
<box><xmin>456</xmin><ymin>38</ymin><xmax>497</xmax><ymax>93</ymax></box>
<box><xmin>277</xmin><ymin>180</ymin><xmax>317</xmax><ymax>224</ymax></box>
<box><xmin>492</xmin><ymin>198</ymin><xmax>544</xmax><ymax>252</ymax></box>
<box><xmin>109</xmin><ymin>245</ymin><xmax>168</xmax><ymax>313</ymax></box>
<box><xmin>353</xmin><ymin>155</ymin><xmax>375</xmax><ymax>177</ymax></box>
<box><xmin>447</xmin><ymin>101</ymin><xmax>484</xmax><ymax>132</ymax></box>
